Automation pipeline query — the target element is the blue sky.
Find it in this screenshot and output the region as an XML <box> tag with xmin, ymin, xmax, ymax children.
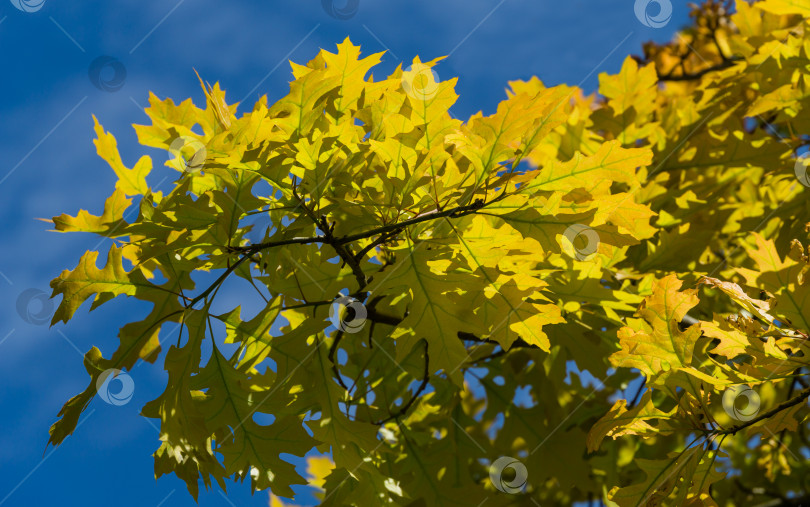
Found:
<box><xmin>0</xmin><ymin>1</ymin><xmax>690</xmax><ymax>505</ymax></box>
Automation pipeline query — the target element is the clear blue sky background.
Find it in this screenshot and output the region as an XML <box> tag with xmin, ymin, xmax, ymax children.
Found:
<box><xmin>0</xmin><ymin>1</ymin><xmax>691</xmax><ymax>505</ymax></box>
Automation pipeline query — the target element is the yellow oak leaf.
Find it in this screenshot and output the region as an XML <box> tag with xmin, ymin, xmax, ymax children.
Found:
<box><xmin>610</xmin><ymin>274</ymin><xmax>701</xmax><ymax>382</ymax></box>
<box><xmin>93</xmin><ymin>116</ymin><xmax>152</xmax><ymax>196</ymax></box>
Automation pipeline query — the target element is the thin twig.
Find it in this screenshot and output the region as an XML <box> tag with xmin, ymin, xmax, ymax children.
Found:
<box><xmin>329</xmin><ymin>330</ymin><xmax>350</xmax><ymax>391</ymax></box>
<box><xmin>374</xmin><ymin>340</ymin><xmax>430</xmax><ymax>425</ymax></box>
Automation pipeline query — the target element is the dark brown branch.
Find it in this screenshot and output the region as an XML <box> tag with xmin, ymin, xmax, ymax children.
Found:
<box><xmin>188</xmin><ymin>253</ymin><xmax>252</xmax><ymax>307</ymax></box>
<box><xmin>339</xmin><ymin>197</ymin><xmax>490</xmax><ymax>245</ymax></box>
<box><xmin>658</xmin><ymin>58</ymin><xmax>741</xmax><ymax>82</ymax></box>
<box><xmin>234</xmin><ymin>192</ymin><xmax>491</xmax><ymax>256</ymax></box>
<box><xmin>353</xmin><ymin>227</ymin><xmax>403</xmax><ymax>263</ymax></box>
<box><xmin>283</xmin><ymin>298</ymin><xmax>338</xmax><ymax>311</ymax></box>
<box><xmin>366</xmin><ymin>307</ymin><xmax>404</xmax><ymax>326</ymax></box>
<box><xmin>228</xmin><ymin>194</ymin><xmax>493</xmax><ymax>294</ymax></box>
<box><xmin>231</xmin><ymin>235</ymin><xmax>327</xmax><ymax>252</ymax></box>
<box><xmin>711</xmin><ymin>31</ymin><xmax>732</xmax><ymax>64</ymax></box>
<box><xmin>318</xmin><ymin>215</ymin><xmax>368</xmax><ymax>290</ymax></box>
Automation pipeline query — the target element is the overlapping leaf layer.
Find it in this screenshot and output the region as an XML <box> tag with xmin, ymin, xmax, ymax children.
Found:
<box><xmin>48</xmin><ymin>1</ymin><xmax>810</xmax><ymax>504</ymax></box>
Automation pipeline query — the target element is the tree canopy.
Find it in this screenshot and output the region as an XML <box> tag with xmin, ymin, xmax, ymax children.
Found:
<box><xmin>47</xmin><ymin>1</ymin><xmax>810</xmax><ymax>505</ymax></box>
